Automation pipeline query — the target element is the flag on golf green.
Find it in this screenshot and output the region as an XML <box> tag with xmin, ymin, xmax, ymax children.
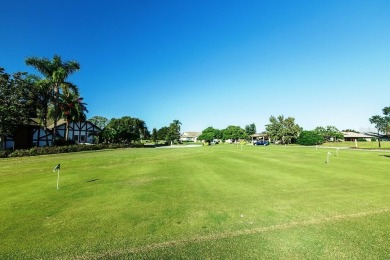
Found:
<box><xmin>53</xmin><ymin>164</ymin><xmax>60</xmax><ymax>172</ymax></box>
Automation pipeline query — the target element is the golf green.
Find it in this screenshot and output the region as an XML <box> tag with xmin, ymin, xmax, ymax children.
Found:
<box><xmin>1</xmin><ymin>145</ymin><xmax>389</xmax><ymax>259</ymax></box>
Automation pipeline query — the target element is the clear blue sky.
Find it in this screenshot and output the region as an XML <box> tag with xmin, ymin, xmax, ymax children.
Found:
<box><xmin>1</xmin><ymin>0</ymin><xmax>389</xmax><ymax>132</ymax></box>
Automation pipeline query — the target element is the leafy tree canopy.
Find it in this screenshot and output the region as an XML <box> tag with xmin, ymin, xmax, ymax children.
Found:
<box><xmin>314</xmin><ymin>125</ymin><xmax>343</xmax><ymax>141</ymax></box>
<box><xmin>297</xmin><ymin>130</ymin><xmax>324</xmax><ymax>146</ymax></box>
<box><xmin>222</xmin><ymin>125</ymin><xmax>248</xmax><ymax>141</ymax></box>
<box><xmin>102</xmin><ymin>116</ymin><xmax>148</xmax><ymax>143</ymax></box>
<box><xmin>89</xmin><ymin>116</ymin><xmax>109</xmax><ymax>129</ymax></box>
<box><xmin>369</xmin><ymin>114</ymin><xmax>388</xmax><ymax>148</ymax></box>
<box><xmin>157</xmin><ymin>126</ymin><xmax>170</xmax><ymax>141</ymax></box>
<box><xmin>265</xmin><ymin>115</ymin><xmax>301</xmax><ymax>144</ymax></box>
<box><xmin>245</xmin><ymin>123</ymin><xmax>256</xmax><ymax>135</ymax></box>
<box><xmin>166</xmin><ymin>120</ymin><xmax>182</xmax><ymax>143</ymax></box>
<box><xmin>198</xmin><ymin>127</ymin><xmax>222</xmax><ymax>142</ymax></box>
<box><xmin>0</xmin><ymin>68</ymin><xmax>36</xmax><ymax>136</ymax></box>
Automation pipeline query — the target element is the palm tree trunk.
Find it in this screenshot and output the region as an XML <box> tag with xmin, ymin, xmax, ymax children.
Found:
<box><xmin>53</xmin><ymin>84</ymin><xmax>59</xmax><ymax>142</ymax></box>
<box><xmin>65</xmin><ymin>119</ymin><xmax>70</xmax><ymax>141</ymax></box>
<box><xmin>43</xmin><ymin>119</ymin><xmax>49</xmax><ymax>147</ymax></box>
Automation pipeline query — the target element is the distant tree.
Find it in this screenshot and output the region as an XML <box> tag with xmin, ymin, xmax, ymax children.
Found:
<box><xmin>245</xmin><ymin>123</ymin><xmax>256</xmax><ymax>135</ymax></box>
<box><xmin>104</xmin><ymin>116</ymin><xmax>147</xmax><ymax>143</ymax></box>
<box><xmin>166</xmin><ymin>119</ymin><xmax>182</xmax><ymax>144</ymax></box>
<box><xmin>297</xmin><ymin>131</ymin><xmax>324</xmax><ymax>146</ymax></box>
<box><xmin>26</xmin><ymin>55</ymin><xmax>80</xmax><ymax>140</ymax></box>
<box><xmin>382</xmin><ymin>106</ymin><xmax>390</xmax><ymax>134</ymax></box>
<box><xmin>342</xmin><ymin>129</ymin><xmax>359</xmax><ymax>133</ymax></box>
<box><xmin>314</xmin><ymin>125</ymin><xmax>343</xmax><ymax>141</ymax></box>
<box><xmin>0</xmin><ymin>68</ymin><xmax>35</xmax><ymax>144</ymax></box>
<box><xmin>157</xmin><ymin>126</ymin><xmax>170</xmax><ymax>142</ymax></box>
<box><xmin>369</xmin><ymin>115</ymin><xmax>387</xmax><ymax>148</ymax></box>
<box><xmin>198</xmin><ymin>127</ymin><xmax>222</xmax><ymax>143</ymax></box>
<box><xmin>152</xmin><ymin>128</ymin><xmax>158</xmax><ymax>144</ymax></box>
<box><xmin>266</xmin><ymin>115</ymin><xmax>301</xmax><ymax>144</ymax></box>
<box><xmin>222</xmin><ymin>125</ymin><xmax>248</xmax><ymax>141</ymax></box>
<box><xmin>89</xmin><ymin>116</ymin><xmax>109</xmax><ymax>129</ymax></box>
<box><xmin>100</xmin><ymin>127</ymin><xmax>116</xmax><ymax>143</ymax></box>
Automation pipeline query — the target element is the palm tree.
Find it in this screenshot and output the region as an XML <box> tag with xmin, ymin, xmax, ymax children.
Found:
<box><xmin>25</xmin><ymin>55</ymin><xmax>80</xmax><ymax>141</ymax></box>
<box><xmin>31</xmin><ymin>78</ymin><xmax>52</xmax><ymax>146</ymax></box>
<box><xmin>168</xmin><ymin>119</ymin><xmax>182</xmax><ymax>144</ymax></box>
<box><xmin>369</xmin><ymin>115</ymin><xmax>387</xmax><ymax>148</ymax></box>
<box><xmin>58</xmin><ymin>92</ymin><xmax>88</xmax><ymax>141</ymax></box>
<box><xmin>173</xmin><ymin>119</ymin><xmax>182</xmax><ymax>132</ymax></box>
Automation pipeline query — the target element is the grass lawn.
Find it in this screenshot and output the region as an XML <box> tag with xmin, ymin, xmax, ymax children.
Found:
<box><xmin>1</xmin><ymin>145</ymin><xmax>389</xmax><ymax>259</ymax></box>
<box><xmin>321</xmin><ymin>141</ymin><xmax>390</xmax><ymax>149</ymax></box>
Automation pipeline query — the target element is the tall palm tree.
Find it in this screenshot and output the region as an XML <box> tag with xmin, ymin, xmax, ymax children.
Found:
<box><xmin>58</xmin><ymin>92</ymin><xmax>88</xmax><ymax>141</ymax></box>
<box><xmin>369</xmin><ymin>115</ymin><xmax>387</xmax><ymax>148</ymax></box>
<box><xmin>31</xmin><ymin>78</ymin><xmax>52</xmax><ymax>146</ymax></box>
<box><xmin>25</xmin><ymin>55</ymin><xmax>80</xmax><ymax>141</ymax></box>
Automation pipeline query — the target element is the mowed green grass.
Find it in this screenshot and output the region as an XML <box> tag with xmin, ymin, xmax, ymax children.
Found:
<box><xmin>321</xmin><ymin>141</ymin><xmax>390</xmax><ymax>149</ymax></box>
<box><xmin>0</xmin><ymin>145</ymin><xmax>389</xmax><ymax>259</ymax></box>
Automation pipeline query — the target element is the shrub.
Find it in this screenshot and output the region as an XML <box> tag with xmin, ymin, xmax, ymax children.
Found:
<box><xmin>53</xmin><ymin>138</ymin><xmax>76</xmax><ymax>146</ymax></box>
<box><xmin>0</xmin><ymin>150</ymin><xmax>11</xmax><ymax>158</ymax></box>
<box><xmin>6</xmin><ymin>142</ymin><xmax>145</xmax><ymax>158</ymax></box>
<box><xmin>297</xmin><ymin>131</ymin><xmax>325</xmax><ymax>146</ymax></box>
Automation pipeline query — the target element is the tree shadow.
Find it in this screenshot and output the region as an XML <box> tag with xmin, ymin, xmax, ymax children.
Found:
<box><xmin>380</xmin><ymin>155</ymin><xmax>390</xmax><ymax>158</ymax></box>
<box><xmin>86</xmin><ymin>179</ymin><xmax>99</xmax><ymax>182</ymax></box>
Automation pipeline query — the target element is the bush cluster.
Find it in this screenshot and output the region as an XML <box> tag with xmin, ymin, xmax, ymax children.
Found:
<box><xmin>2</xmin><ymin>143</ymin><xmax>144</xmax><ymax>158</ymax></box>
<box><xmin>297</xmin><ymin>131</ymin><xmax>325</xmax><ymax>146</ymax></box>
<box><xmin>0</xmin><ymin>150</ymin><xmax>11</xmax><ymax>158</ymax></box>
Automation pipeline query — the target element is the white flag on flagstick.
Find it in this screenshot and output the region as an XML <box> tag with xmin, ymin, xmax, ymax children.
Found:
<box><xmin>53</xmin><ymin>164</ymin><xmax>61</xmax><ymax>189</ymax></box>
<box><xmin>53</xmin><ymin>164</ymin><xmax>60</xmax><ymax>172</ymax></box>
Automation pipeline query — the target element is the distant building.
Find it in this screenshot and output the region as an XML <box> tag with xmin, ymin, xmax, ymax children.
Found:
<box><xmin>250</xmin><ymin>133</ymin><xmax>269</xmax><ymax>143</ymax></box>
<box><xmin>341</xmin><ymin>131</ymin><xmax>373</xmax><ymax>142</ymax></box>
<box><xmin>2</xmin><ymin>119</ymin><xmax>101</xmax><ymax>150</ymax></box>
<box><xmin>180</xmin><ymin>132</ymin><xmax>201</xmax><ymax>142</ymax></box>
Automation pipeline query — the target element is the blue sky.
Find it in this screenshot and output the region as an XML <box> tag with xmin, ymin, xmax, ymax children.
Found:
<box><xmin>1</xmin><ymin>0</ymin><xmax>389</xmax><ymax>132</ymax></box>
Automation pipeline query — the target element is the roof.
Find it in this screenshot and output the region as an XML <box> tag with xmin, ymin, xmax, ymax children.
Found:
<box><xmin>47</xmin><ymin>119</ymin><xmax>67</xmax><ymax>129</ymax></box>
<box><xmin>341</xmin><ymin>132</ymin><xmax>373</xmax><ymax>138</ymax></box>
<box><xmin>47</xmin><ymin>119</ymin><xmax>101</xmax><ymax>131</ymax></box>
<box><xmin>250</xmin><ymin>133</ymin><xmax>268</xmax><ymax>138</ymax></box>
<box><xmin>181</xmin><ymin>132</ymin><xmax>201</xmax><ymax>138</ymax></box>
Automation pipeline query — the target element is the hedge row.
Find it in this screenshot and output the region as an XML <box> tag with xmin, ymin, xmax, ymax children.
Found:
<box><xmin>0</xmin><ymin>143</ymin><xmax>145</xmax><ymax>158</ymax></box>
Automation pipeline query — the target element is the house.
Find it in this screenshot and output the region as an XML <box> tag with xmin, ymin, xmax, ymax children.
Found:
<box><xmin>2</xmin><ymin>119</ymin><xmax>101</xmax><ymax>149</ymax></box>
<box><xmin>341</xmin><ymin>131</ymin><xmax>373</xmax><ymax>142</ymax></box>
<box><xmin>180</xmin><ymin>132</ymin><xmax>201</xmax><ymax>142</ymax></box>
<box><xmin>49</xmin><ymin>119</ymin><xmax>101</xmax><ymax>144</ymax></box>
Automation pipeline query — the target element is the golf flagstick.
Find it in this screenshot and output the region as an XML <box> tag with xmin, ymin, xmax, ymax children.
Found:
<box><xmin>326</xmin><ymin>152</ymin><xmax>331</xmax><ymax>164</ymax></box>
<box><xmin>53</xmin><ymin>164</ymin><xmax>61</xmax><ymax>189</ymax></box>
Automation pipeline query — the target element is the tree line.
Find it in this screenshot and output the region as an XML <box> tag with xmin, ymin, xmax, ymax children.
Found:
<box><xmin>197</xmin><ymin>114</ymin><xmax>385</xmax><ymax>147</ymax></box>
<box><xmin>89</xmin><ymin>116</ymin><xmax>182</xmax><ymax>145</ymax></box>
<box><xmin>2</xmin><ymin>55</ymin><xmax>388</xmax><ymax>149</ymax></box>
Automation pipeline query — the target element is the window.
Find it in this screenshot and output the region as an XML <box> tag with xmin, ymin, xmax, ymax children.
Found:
<box><xmin>73</xmin><ymin>135</ymin><xmax>79</xmax><ymax>142</ymax></box>
<box><xmin>80</xmin><ymin>135</ymin><xmax>86</xmax><ymax>142</ymax></box>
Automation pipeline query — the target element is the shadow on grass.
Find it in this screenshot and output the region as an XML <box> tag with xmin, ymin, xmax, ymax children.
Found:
<box><xmin>380</xmin><ymin>155</ymin><xmax>390</xmax><ymax>158</ymax></box>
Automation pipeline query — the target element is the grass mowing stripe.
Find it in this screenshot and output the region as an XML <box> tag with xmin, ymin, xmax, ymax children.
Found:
<box><xmin>75</xmin><ymin>208</ymin><xmax>390</xmax><ymax>259</ymax></box>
